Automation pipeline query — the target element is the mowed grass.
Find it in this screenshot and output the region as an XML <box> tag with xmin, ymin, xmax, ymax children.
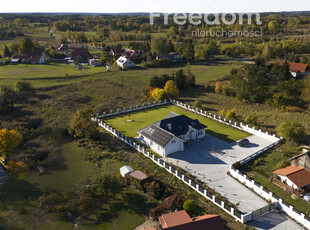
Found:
<box><xmin>0</xmin><ymin>62</ymin><xmax>106</xmax><ymax>88</ymax></box>
<box><xmin>0</xmin><ymin>60</ymin><xmax>242</xmax><ymax>89</ymax></box>
<box><xmin>104</xmin><ymin>105</ymin><xmax>249</xmax><ymax>143</ymax></box>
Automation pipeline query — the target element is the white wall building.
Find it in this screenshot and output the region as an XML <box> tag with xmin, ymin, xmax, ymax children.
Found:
<box><xmin>116</xmin><ymin>57</ymin><xmax>136</xmax><ymax>69</ymax></box>
<box><xmin>137</xmin><ymin>112</ymin><xmax>206</xmax><ymax>157</ymax></box>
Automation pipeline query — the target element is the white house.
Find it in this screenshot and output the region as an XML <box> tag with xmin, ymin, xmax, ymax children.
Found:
<box><xmin>137</xmin><ymin>112</ymin><xmax>206</xmax><ymax>157</ymax></box>
<box><xmin>273</xmin><ymin>166</ymin><xmax>310</xmax><ymax>193</ymax></box>
<box><xmin>28</xmin><ymin>51</ymin><xmax>46</xmax><ymax>64</ymax></box>
<box><xmin>116</xmin><ymin>57</ymin><xmax>136</xmax><ymax>70</ymax></box>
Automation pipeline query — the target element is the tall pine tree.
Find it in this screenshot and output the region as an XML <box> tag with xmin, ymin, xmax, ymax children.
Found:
<box><xmin>3</xmin><ymin>45</ymin><xmax>11</xmax><ymax>58</ymax></box>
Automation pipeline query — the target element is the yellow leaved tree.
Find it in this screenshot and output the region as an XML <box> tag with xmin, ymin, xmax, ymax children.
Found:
<box><xmin>151</xmin><ymin>88</ymin><xmax>166</xmax><ymax>102</ymax></box>
<box><xmin>0</xmin><ymin>128</ymin><xmax>23</xmax><ymax>157</ymax></box>
<box><xmin>164</xmin><ymin>80</ymin><xmax>179</xmax><ymax>98</ymax></box>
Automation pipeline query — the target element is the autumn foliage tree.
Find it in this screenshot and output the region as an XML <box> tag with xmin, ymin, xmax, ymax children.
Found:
<box><xmin>150</xmin><ymin>88</ymin><xmax>166</xmax><ymax>102</ymax></box>
<box><xmin>164</xmin><ymin>80</ymin><xmax>179</xmax><ymax>98</ymax></box>
<box><xmin>215</xmin><ymin>81</ymin><xmax>222</xmax><ymax>94</ymax></box>
<box><xmin>0</xmin><ymin>129</ymin><xmax>23</xmax><ymax>157</ymax></box>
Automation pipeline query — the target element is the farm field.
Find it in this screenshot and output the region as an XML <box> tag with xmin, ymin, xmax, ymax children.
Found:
<box><xmin>104</xmin><ymin>104</ymin><xmax>249</xmax><ymax>143</ymax></box>
<box><xmin>0</xmin><ymin>60</ymin><xmax>243</xmax><ymax>89</ymax></box>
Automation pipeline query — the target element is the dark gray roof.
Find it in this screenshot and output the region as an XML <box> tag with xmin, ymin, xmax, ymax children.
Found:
<box><xmin>137</xmin><ymin>112</ymin><xmax>206</xmax><ymax>147</ymax></box>
<box><xmin>140</xmin><ymin>125</ymin><xmax>174</xmax><ymax>147</ymax></box>
<box><xmin>159</xmin><ymin>114</ymin><xmax>206</xmax><ymax>136</ymax></box>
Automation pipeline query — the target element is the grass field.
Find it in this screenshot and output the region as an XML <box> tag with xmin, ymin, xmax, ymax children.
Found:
<box><xmin>0</xmin><ymin>60</ymin><xmax>242</xmax><ymax>89</ymax></box>
<box><xmin>104</xmin><ymin>104</ymin><xmax>249</xmax><ymax>143</ymax></box>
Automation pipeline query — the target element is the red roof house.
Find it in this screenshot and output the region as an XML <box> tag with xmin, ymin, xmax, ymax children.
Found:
<box><xmin>157</xmin><ymin>210</ymin><xmax>224</xmax><ymax>230</ymax></box>
<box><xmin>71</xmin><ymin>49</ymin><xmax>92</xmax><ymax>63</ymax></box>
<box><xmin>273</xmin><ymin>166</ymin><xmax>310</xmax><ymax>193</ymax></box>
<box><xmin>280</xmin><ymin>61</ymin><xmax>310</xmax><ymax>77</ymax></box>
<box><xmin>122</xmin><ymin>49</ymin><xmax>145</xmax><ymax>60</ymax></box>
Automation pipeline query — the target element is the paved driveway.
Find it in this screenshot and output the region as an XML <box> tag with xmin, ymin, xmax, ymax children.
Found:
<box><xmin>164</xmin><ymin>133</ymin><xmax>304</xmax><ymax>229</ymax></box>
<box><xmin>249</xmin><ymin>210</ymin><xmax>305</xmax><ymax>230</ymax></box>
<box><xmin>167</xmin><ymin>134</ymin><xmax>274</xmax><ymax>213</ymax></box>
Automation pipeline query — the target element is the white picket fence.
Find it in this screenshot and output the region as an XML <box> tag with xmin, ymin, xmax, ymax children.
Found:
<box><xmin>93</xmin><ymin>99</ymin><xmax>310</xmax><ymax>228</ymax></box>
<box><xmin>92</xmin><ymin>118</ymin><xmax>246</xmax><ymax>223</ymax></box>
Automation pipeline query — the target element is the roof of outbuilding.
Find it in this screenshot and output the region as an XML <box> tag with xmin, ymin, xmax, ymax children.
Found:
<box><xmin>129</xmin><ymin>170</ymin><xmax>148</xmax><ymax>180</ymax></box>
<box><xmin>120</xmin><ymin>166</ymin><xmax>133</xmax><ymax>177</ymax></box>
<box><xmin>158</xmin><ymin>210</ymin><xmax>224</xmax><ymax>230</ymax></box>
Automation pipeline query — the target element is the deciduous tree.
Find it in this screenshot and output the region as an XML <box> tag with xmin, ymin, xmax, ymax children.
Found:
<box><xmin>277</xmin><ymin>121</ymin><xmax>305</xmax><ymax>143</ymax></box>
<box><xmin>163</xmin><ymin>80</ymin><xmax>179</xmax><ymax>98</ymax></box>
<box><xmin>0</xmin><ymin>129</ymin><xmax>23</xmax><ymax>157</ymax></box>
<box><xmin>18</xmin><ymin>37</ymin><xmax>35</xmax><ymax>55</ymax></box>
<box><xmin>68</xmin><ymin>107</ymin><xmax>99</xmax><ymax>139</ymax></box>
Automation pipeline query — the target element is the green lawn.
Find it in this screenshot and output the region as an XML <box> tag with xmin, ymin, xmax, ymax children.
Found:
<box><xmin>0</xmin><ymin>60</ymin><xmax>242</xmax><ymax>89</ymax></box>
<box><xmin>104</xmin><ymin>104</ymin><xmax>249</xmax><ymax>143</ymax></box>
<box><xmin>0</xmin><ymin>62</ymin><xmax>106</xmax><ymax>88</ymax></box>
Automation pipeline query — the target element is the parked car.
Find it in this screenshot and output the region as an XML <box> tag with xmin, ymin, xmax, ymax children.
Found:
<box><xmin>238</xmin><ymin>139</ymin><xmax>249</xmax><ymax>147</ymax></box>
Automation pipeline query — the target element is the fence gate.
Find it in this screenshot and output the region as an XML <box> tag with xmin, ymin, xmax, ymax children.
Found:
<box><xmin>252</xmin><ymin>203</ymin><xmax>276</xmax><ymax>220</ymax></box>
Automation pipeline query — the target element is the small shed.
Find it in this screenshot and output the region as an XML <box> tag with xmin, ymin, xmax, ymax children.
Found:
<box><xmin>120</xmin><ymin>166</ymin><xmax>133</xmax><ymax>177</ymax></box>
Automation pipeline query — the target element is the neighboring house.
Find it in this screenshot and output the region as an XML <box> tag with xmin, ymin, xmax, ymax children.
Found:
<box><xmin>12</xmin><ymin>51</ymin><xmax>46</xmax><ymax>64</ymax></box>
<box><xmin>156</xmin><ymin>52</ymin><xmax>181</xmax><ymax>63</ymax></box>
<box><xmin>273</xmin><ymin>166</ymin><xmax>310</xmax><ymax>194</ymax></box>
<box><xmin>280</xmin><ymin>61</ymin><xmax>310</xmax><ymax>77</ymax></box>
<box><xmin>89</xmin><ymin>58</ymin><xmax>101</xmax><ymax>67</ymax></box>
<box><xmin>116</xmin><ymin>56</ymin><xmax>136</xmax><ymax>69</ymax></box>
<box><xmin>11</xmin><ymin>58</ymin><xmax>21</xmax><ymax>64</ymax></box>
<box><xmin>145</xmin><ymin>210</ymin><xmax>224</xmax><ymax>230</ymax></box>
<box><xmin>28</xmin><ymin>51</ymin><xmax>46</xmax><ymax>64</ymax></box>
<box><xmin>122</xmin><ymin>49</ymin><xmax>145</xmax><ymax>60</ymax></box>
<box><xmin>109</xmin><ymin>47</ymin><xmax>125</xmax><ymax>56</ymax></box>
<box><xmin>290</xmin><ymin>148</ymin><xmax>310</xmax><ymax>172</ymax></box>
<box><xmin>120</xmin><ymin>166</ymin><xmax>133</xmax><ymax>177</ymax></box>
<box><xmin>71</xmin><ymin>49</ymin><xmax>91</xmax><ymax>63</ymax></box>
<box><xmin>137</xmin><ymin>112</ymin><xmax>206</xmax><ymax>157</ymax></box>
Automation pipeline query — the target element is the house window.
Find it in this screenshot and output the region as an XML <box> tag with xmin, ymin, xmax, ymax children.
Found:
<box><xmin>172</xmin><ymin>140</ymin><xmax>176</xmax><ymax>143</ymax></box>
